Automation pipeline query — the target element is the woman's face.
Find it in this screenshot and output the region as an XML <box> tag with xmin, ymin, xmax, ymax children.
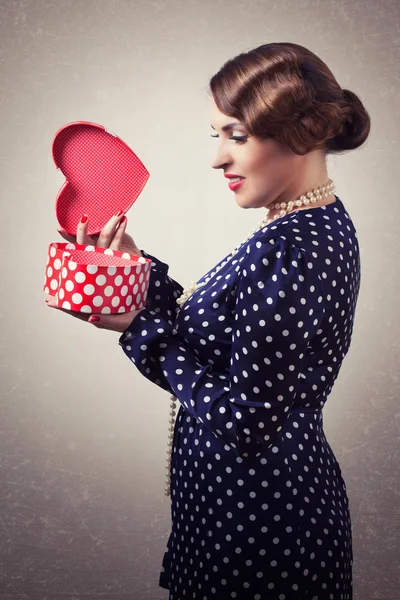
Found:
<box><xmin>209</xmin><ymin>97</ymin><xmax>305</xmax><ymax>211</ymax></box>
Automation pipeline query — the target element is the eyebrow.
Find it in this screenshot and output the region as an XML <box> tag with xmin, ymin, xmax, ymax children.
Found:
<box><xmin>210</xmin><ymin>122</ymin><xmax>244</xmax><ymax>132</ymax></box>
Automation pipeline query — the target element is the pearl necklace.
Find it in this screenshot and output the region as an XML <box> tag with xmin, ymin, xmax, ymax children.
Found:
<box><xmin>164</xmin><ymin>178</ymin><xmax>335</xmax><ymax>496</ymax></box>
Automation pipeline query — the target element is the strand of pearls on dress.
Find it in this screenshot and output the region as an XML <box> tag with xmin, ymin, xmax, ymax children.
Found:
<box><xmin>164</xmin><ymin>179</ymin><xmax>335</xmax><ymax>497</ymax></box>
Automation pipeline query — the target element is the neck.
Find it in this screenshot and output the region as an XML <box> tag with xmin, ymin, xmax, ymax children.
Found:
<box><xmin>265</xmin><ymin>151</ymin><xmax>335</xmax><ymax>219</ymax></box>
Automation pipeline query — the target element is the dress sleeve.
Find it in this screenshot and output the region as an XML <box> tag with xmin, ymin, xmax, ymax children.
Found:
<box><xmin>120</xmin><ymin>237</ymin><xmax>325</xmax><ymax>456</ymax></box>
<box><xmin>139</xmin><ymin>250</ymin><xmax>184</xmax><ymax>326</ymax></box>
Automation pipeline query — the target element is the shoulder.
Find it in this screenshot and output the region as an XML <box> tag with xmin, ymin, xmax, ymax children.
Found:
<box><xmin>242</xmin><ymin>208</ymin><xmax>333</xmax><ymax>270</ymax></box>
<box><xmin>242</xmin><ymin>214</ymin><xmax>316</xmax><ymax>267</ymax></box>
<box><xmin>240</xmin><ymin>226</ymin><xmax>324</xmax><ymax>299</ymax></box>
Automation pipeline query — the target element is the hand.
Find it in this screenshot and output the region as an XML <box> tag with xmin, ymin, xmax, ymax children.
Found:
<box><xmin>56</xmin><ymin>213</ymin><xmax>143</xmax><ymax>257</ymax></box>
<box><xmin>45</xmin><ymin>212</ymin><xmax>145</xmax><ymax>333</ymax></box>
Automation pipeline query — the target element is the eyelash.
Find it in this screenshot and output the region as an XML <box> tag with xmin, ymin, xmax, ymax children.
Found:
<box><xmin>210</xmin><ymin>135</ymin><xmax>248</xmax><ymax>144</ymax></box>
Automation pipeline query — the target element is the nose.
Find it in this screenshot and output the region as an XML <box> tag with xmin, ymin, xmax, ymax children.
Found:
<box><xmin>210</xmin><ymin>144</ymin><xmax>232</xmax><ymax>171</ymax></box>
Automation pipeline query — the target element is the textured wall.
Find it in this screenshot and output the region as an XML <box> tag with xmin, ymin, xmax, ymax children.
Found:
<box><xmin>0</xmin><ymin>0</ymin><xmax>398</xmax><ymax>598</ymax></box>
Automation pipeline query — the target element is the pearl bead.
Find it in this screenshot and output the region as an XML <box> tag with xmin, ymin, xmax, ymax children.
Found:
<box><xmin>164</xmin><ymin>179</ymin><xmax>335</xmax><ymax>496</ymax></box>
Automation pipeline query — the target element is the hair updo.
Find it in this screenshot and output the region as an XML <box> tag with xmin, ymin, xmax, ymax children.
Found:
<box><xmin>208</xmin><ymin>42</ymin><xmax>371</xmax><ymax>156</ymax></box>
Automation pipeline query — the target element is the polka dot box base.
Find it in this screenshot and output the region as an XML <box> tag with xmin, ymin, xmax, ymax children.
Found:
<box><xmin>43</xmin><ymin>241</ymin><xmax>152</xmax><ymax>314</ymax></box>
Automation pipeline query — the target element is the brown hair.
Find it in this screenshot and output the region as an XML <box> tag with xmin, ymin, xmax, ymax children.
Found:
<box><xmin>208</xmin><ymin>42</ymin><xmax>371</xmax><ymax>156</ymax></box>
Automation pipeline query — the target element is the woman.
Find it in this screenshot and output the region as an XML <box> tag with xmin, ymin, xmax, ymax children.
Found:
<box><xmin>48</xmin><ymin>42</ymin><xmax>370</xmax><ymax>599</ymax></box>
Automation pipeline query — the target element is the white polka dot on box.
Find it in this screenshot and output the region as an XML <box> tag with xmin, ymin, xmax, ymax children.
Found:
<box><xmin>43</xmin><ymin>241</ymin><xmax>152</xmax><ymax>314</ymax></box>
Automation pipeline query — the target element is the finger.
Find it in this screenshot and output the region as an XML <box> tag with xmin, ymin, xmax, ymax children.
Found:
<box><xmin>57</xmin><ymin>228</ymin><xmax>77</xmax><ymax>243</ymax></box>
<box><xmin>45</xmin><ymin>294</ymin><xmax>57</xmax><ymax>306</ymax></box>
<box><xmin>76</xmin><ymin>215</ymin><xmax>96</xmax><ymax>246</ymax></box>
<box><xmin>46</xmin><ymin>302</ymin><xmax>93</xmax><ymax>323</ymax></box>
<box><xmin>45</xmin><ymin>295</ymin><xmax>93</xmax><ymax>322</ymax></box>
<box><xmin>87</xmin><ymin>307</ymin><xmax>144</xmax><ymax>332</ymax></box>
<box><xmin>96</xmin><ymin>212</ymin><xmax>125</xmax><ymax>248</ymax></box>
<box><xmin>57</xmin><ymin>226</ymin><xmax>99</xmax><ymax>246</ymax></box>
<box><xmin>109</xmin><ymin>215</ymin><xmax>128</xmax><ymax>251</ymax></box>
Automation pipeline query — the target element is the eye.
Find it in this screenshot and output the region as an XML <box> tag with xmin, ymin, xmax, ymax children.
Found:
<box><xmin>210</xmin><ymin>134</ymin><xmax>248</xmax><ymax>144</ymax></box>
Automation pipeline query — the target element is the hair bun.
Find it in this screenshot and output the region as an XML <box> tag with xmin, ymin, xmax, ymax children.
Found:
<box><xmin>326</xmin><ymin>88</ymin><xmax>371</xmax><ymax>153</ymax></box>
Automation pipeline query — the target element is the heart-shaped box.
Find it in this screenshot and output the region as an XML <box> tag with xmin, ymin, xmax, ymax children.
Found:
<box><xmin>43</xmin><ymin>241</ymin><xmax>152</xmax><ymax>314</ymax></box>
<box><xmin>52</xmin><ymin>121</ymin><xmax>150</xmax><ymax>237</ymax></box>
<box><xmin>44</xmin><ymin>121</ymin><xmax>152</xmax><ymax>313</ymax></box>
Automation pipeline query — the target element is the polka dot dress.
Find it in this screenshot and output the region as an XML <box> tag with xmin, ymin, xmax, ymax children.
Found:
<box><xmin>119</xmin><ymin>196</ymin><xmax>359</xmax><ymax>599</ymax></box>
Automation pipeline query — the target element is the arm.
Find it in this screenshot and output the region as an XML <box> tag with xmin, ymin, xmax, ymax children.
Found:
<box><xmin>139</xmin><ymin>250</ymin><xmax>184</xmax><ymax>326</ymax></box>
<box><xmin>120</xmin><ymin>237</ymin><xmax>325</xmax><ymax>457</ymax></box>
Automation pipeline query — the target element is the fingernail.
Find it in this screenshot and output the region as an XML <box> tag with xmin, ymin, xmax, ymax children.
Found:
<box><xmin>88</xmin><ymin>316</ymin><xmax>100</xmax><ymax>323</ymax></box>
<box><xmin>120</xmin><ymin>215</ymin><xmax>127</xmax><ymax>224</ymax></box>
<box><xmin>115</xmin><ymin>209</ymin><xmax>124</xmax><ymax>217</ymax></box>
<box><xmin>81</xmin><ymin>214</ymin><xmax>88</xmax><ymax>223</ymax></box>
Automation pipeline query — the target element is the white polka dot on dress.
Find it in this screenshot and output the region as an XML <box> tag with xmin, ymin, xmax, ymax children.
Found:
<box><xmin>119</xmin><ymin>196</ymin><xmax>357</xmax><ymax>599</ymax></box>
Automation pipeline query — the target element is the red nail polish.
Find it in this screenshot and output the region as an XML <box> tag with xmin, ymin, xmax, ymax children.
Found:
<box><xmin>81</xmin><ymin>214</ymin><xmax>88</xmax><ymax>223</ymax></box>
<box><xmin>120</xmin><ymin>215</ymin><xmax>127</xmax><ymax>224</ymax></box>
<box><xmin>89</xmin><ymin>316</ymin><xmax>100</xmax><ymax>323</ymax></box>
<box><xmin>115</xmin><ymin>209</ymin><xmax>124</xmax><ymax>217</ymax></box>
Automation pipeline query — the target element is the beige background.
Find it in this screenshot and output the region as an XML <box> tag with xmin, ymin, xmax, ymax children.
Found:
<box><xmin>0</xmin><ymin>0</ymin><xmax>398</xmax><ymax>598</ymax></box>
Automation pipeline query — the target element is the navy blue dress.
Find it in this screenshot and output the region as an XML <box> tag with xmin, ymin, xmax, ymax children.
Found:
<box><xmin>119</xmin><ymin>195</ymin><xmax>359</xmax><ymax>600</ymax></box>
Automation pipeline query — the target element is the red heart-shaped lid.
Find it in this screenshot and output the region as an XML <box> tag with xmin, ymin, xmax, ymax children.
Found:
<box><xmin>52</xmin><ymin>121</ymin><xmax>150</xmax><ymax>237</ymax></box>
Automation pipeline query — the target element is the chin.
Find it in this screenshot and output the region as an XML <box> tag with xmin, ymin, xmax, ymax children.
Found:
<box><xmin>236</xmin><ymin>195</ymin><xmax>264</xmax><ymax>209</ymax></box>
<box><xmin>235</xmin><ymin>197</ymin><xmax>253</xmax><ymax>208</ymax></box>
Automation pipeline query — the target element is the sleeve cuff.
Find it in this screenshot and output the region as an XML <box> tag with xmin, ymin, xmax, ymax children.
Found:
<box><xmin>140</xmin><ymin>250</ymin><xmax>169</xmax><ymax>274</ymax></box>
<box><xmin>118</xmin><ymin>307</ymin><xmax>173</xmax><ymax>345</ymax></box>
